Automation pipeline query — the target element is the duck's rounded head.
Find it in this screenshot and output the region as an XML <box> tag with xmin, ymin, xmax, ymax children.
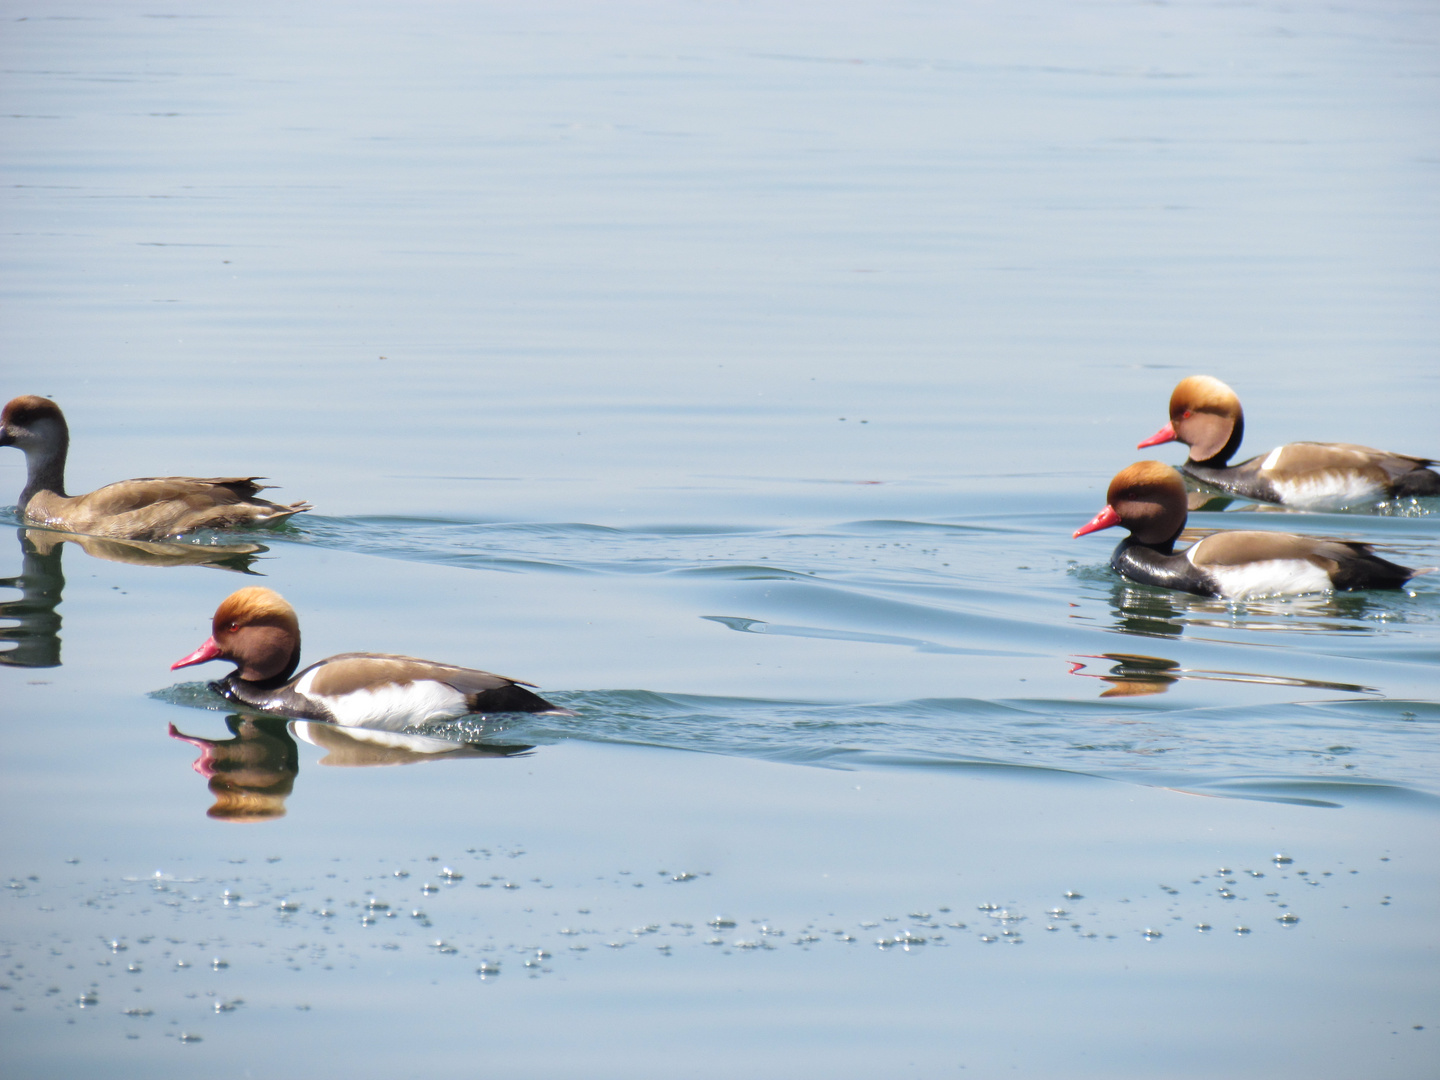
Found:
<box><xmin>1074</xmin><ymin>461</ymin><xmax>1188</xmax><ymax>546</ymax></box>
<box><xmin>0</xmin><ymin>395</ymin><xmax>68</xmax><ymax>450</ymax></box>
<box><xmin>1137</xmin><ymin>375</ymin><xmax>1244</xmax><ymax>464</ymax></box>
<box><xmin>172</xmin><ymin>586</ymin><xmax>302</xmax><ymax>682</ymax></box>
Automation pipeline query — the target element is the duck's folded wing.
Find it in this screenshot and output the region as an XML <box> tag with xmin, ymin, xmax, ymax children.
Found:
<box><xmin>77</xmin><ymin>477</ymin><xmax>273</xmax><ymax>515</ymax></box>
<box><xmin>302</xmin><ymin>654</ymin><xmax>565</xmax><ymax>715</ymax></box>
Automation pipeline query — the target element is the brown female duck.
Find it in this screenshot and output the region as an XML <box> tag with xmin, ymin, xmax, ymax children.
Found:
<box><xmin>0</xmin><ymin>395</ymin><xmax>310</xmax><ymax>540</ymax></box>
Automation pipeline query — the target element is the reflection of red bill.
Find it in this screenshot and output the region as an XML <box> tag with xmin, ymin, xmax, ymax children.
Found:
<box><xmin>171</xmin><ymin>636</ymin><xmax>221</xmax><ymax>669</ymax></box>
<box><xmin>167</xmin><ymin>722</ymin><xmax>220</xmax><ymax>777</ymax></box>
<box><xmin>1072</xmin><ymin>504</ymin><xmax>1120</xmax><ymax>538</ymax></box>
<box><xmin>1137</xmin><ymin>421</ymin><xmax>1176</xmax><ymax>448</ymax></box>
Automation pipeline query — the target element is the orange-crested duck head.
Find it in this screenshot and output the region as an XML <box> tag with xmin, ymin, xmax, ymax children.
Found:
<box><xmin>172</xmin><ymin>586</ymin><xmax>302</xmax><ymax>683</ymax></box>
<box><xmin>1137</xmin><ymin>375</ymin><xmax>1245</xmax><ymax>465</ymax></box>
<box><xmin>1073</xmin><ymin>460</ymin><xmax>1189</xmax><ymax>547</ymax></box>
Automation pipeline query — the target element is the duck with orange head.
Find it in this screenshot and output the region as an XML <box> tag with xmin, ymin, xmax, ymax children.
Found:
<box><xmin>1075</xmin><ymin>461</ymin><xmax>1418</xmax><ymax>599</ymax></box>
<box><xmin>1138</xmin><ymin>376</ymin><xmax>1439</xmax><ymax>509</ymax></box>
<box><xmin>172</xmin><ymin>587</ymin><xmax>570</xmax><ymax>728</ymax></box>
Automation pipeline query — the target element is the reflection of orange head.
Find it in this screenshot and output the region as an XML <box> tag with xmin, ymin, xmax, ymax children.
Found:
<box><xmin>1069</xmin><ymin>653</ymin><xmax>1181</xmax><ymax>698</ymax></box>
<box><xmin>170</xmin><ymin>717</ymin><xmax>298</xmax><ymax>823</ymax></box>
<box><xmin>207</xmin><ymin>781</ymin><xmax>292</xmax><ymax>821</ymax></box>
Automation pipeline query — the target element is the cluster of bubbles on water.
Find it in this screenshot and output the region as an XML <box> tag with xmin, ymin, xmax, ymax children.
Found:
<box><xmin>2</xmin><ymin>846</ymin><xmax>1412</xmax><ymax>1046</ymax></box>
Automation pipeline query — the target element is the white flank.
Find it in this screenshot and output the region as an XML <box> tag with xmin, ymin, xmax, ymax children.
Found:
<box><xmin>293</xmin><ymin>668</ymin><xmax>469</xmax><ymax>729</ymax></box>
<box><xmin>1196</xmin><ymin>556</ymin><xmax>1334</xmax><ymax>599</ymax></box>
<box><xmin>1264</xmin><ymin>455</ymin><xmax>1383</xmax><ymax>510</ymax></box>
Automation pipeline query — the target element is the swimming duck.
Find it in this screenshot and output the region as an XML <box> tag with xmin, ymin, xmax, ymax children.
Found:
<box><xmin>0</xmin><ymin>395</ymin><xmax>310</xmax><ymax>540</ymax></box>
<box><xmin>171</xmin><ymin>586</ymin><xmax>569</xmax><ymax>726</ymax></box>
<box><xmin>1073</xmin><ymin>461</ymin><xmax>1418</xmax><ymax>598</ymax></box>
<box><xmin>1137</xmin><ymin>376</ymin><xmax>1439</xmax><ymax>509</ymax></box>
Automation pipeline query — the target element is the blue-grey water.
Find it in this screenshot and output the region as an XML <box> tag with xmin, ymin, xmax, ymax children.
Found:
<box><xmin>2</xmin><ymin>2</ymin><xmax>1438</xmax><ymax>1078</ymax></box>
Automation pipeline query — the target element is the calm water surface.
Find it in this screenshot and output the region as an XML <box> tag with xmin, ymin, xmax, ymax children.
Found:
<box><xmin>2</xmin><ymin>2</ymin><xmax>1438</xmax><ymax>1077</ymax></box>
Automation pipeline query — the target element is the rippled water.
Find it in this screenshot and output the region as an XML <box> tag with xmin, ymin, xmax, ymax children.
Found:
<box><xmin>2</xmin><ymin>1</ymin><xmax>1438</xmax><ymax>1077</ymax></box>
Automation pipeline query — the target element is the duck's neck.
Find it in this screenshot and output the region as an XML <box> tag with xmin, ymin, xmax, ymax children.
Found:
<box><xmin>19</xmin><ymin>425</ymin><xmax>68</xmax><ymax>507</ymax></box>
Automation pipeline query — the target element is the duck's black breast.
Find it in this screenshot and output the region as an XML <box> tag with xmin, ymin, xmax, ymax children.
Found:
<box><xmin>1110</xmin><ymin>538</ymin><xmax>1220</xmax><ymax>597</ymax></box>
<box><xmin>1180</xmin><ymin>458</ymin><xmax>1280</xmax><ymax>503</ymax></box>
<box><xmin>211</xmin><ymin>673</ymin><xmax>337</xmax><ymax>723</ymax></box>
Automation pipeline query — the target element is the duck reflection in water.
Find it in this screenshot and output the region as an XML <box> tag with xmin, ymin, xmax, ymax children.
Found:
<box><xmin>0</xmin><ymin>529</ymin><xmax>66</xmax><ymax>667</ymax></box>
<box><xmin>169</xmin><ymin>715</ymin><xmax>532</xmax><ymax>821</ymax></box>
<box><xmin>1068</xmin><ymin>652</ymin><xmax>1374</xmax><ymax>699</ymax></box>
<box><xmin>22</xmin><ymin>526</ymin><xmax>266</xmax><ymax>573</ymax></box>
<box><xmin>1106</xmin><ymin>580</ymin><xmax>1384</xmax><ymax>639</ymax></box>
<box><xmin>0</xmin><ymin>526</ymin><xmax>265</xmax><ymax>669</ymax></box>
<box><xmin>170</xmin><ymin>716</ymin><xmax>298</xmax><ymax>821</ymax></box>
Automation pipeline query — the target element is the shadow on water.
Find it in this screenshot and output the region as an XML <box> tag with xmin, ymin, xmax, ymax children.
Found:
<box><xmin>168</xmin><ymin>713</ymin><xmax>532</xmax><ymax>822</ymax></box>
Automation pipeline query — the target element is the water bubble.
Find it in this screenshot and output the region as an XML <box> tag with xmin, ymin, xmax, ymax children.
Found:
<box><xmin>76</xmin><ymin>992</ymin><xmax>99</xmax><ymax>1007</ymax></box>
<box><xmin>476</xmin><ymin>961</ymin><xmax>501</xmax><ymax>977</ymax></box>
<box><xmin>127</xmin><ymin>963</ymin><xmax>142</xmax><ymax>973</ymax></box>
<box><xmin>1143</xmin><ymin>929</ymin><xmax>1163</xmax><ymax>940</ymax></box>
<box><xmin>211</xmin><ymin>959</ymin><xmax>228</xmax><ymax>970</ymax></box>
<box><xmin>175</xmin><ymin>960</ymin><xmax>190</xmax><ymax>969</ymax></box>
<box><xmin>421</xmin><ymin>883</ymin><xmax>439</xmax><ymax>894</ymax></box>
<box><xmin>1234</xmin><ymin>926</ymin><xmax>1252</xmax><ymax>935</ymax></box>
<box><xmin>977</xmin><ymin>903</ymin><xmax>999</xmax><ymax>912</ymax></box>
<box><xmin>178</xmin><ymin>1033</ymin><xmax>203</xmax><ymax>1043</ymax></box>
<box><xmin>908</xmin><ymin>911</ymin><xmax>931</xmax><ymax>920</ymax></box>
<box><xmin>1047</xmin><ymin>909</ymin><xmax>1068</xmax><ymax>918</ymax></box>
<box><xmin>440</xmin><ymin>868</ymin><xmax>463</xmax><ymax>881</ymax></box>
<box><xmin>221</xmin><ymin>890</ymin><xmax>240</xmax><ymax>905</ymax></box>
<box><xmin>708</xmin><ymin>916</ymin><xmax>737</xmax><ymax>929</ymax></box>
<box><xmin>1277</xmin><ymin>913</ymin><xmax>1300</xmax><ymax>924</ymax></box>
<box><xmin>366</xmin><ymin>899</ymin><xmax>389</xmax><ymax>911</ymax></box>
<box><xmin>392</xmin><ymin>870</ymin><xmax>410</xmax><ymax>879</ymax></box>
<box><xmin>108</xmin><ymin>940</ymin><xmax>127</xmax><ymax>953</ymax></box>
<box><xmin>123</xmin><ymin>1007</ymin><xmax>152</xmax><ymax>1017</ymax></box>
<box><xmin>979</xmin><ymin>935</ymin><xmax>997</xmax><ymax>943</ymax></box>
<box><xmin>276</xmin><ymin>899</ymin><xmax>300</xmax><ymax>912</ymax></box>
<box><xmin>1064</xmin><ymin>891</ymin><xmax>1083</xmax><ymax>900</ymax></box>
<box><xmin>1273</xmin><ymin>854</ymin><xmax>1293</xmax><ymax>865</ymax></box>
<box><xmin>214</xmin><ymin>999</ymin><xmax>242</xmax><ymax>1013</ymax></box>
<box><xmin>1195</xmin><ymin>923</ymin><xmax>1212</xmax><ymax>932</ymax></box>
<box><xmin>431</xmin><ymin>941</ymin><xmax>458</xmax><ymax>955</ymax></box>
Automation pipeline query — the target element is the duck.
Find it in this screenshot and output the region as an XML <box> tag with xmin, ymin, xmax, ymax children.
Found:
<box><xmin>0</xmin><ymin>395</ymin><xmax>310</xmax><ymax>540</ymax></box>
<box><xmin>1137</xmin><ymin>376</ymin><xmax>1439</xmax><ymax>509</ymax></box>
<box><xmin>1073</xmin><ymin>461</ymin><xmax>1419</xmax><ymax>599</ymax></box>
<box><xmin>171</xmin><ymin>586</ymin><xmax>570</xmax><ymax>726</ymax></box>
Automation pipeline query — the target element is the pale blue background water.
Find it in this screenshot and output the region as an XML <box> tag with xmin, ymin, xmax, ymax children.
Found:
<box><xmin>2</xmin><ymin>2</ymin><xmax>1437</xmax><ymax>1077</ymax></box>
